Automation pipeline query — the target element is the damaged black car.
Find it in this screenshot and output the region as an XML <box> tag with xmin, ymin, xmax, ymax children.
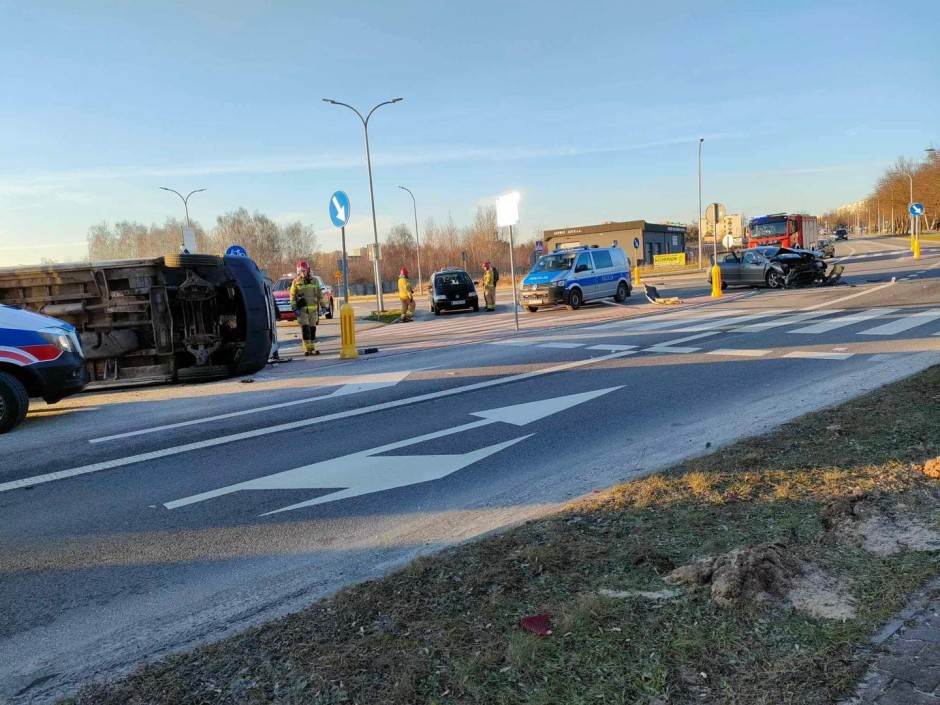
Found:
<box><xmin>708</xmin><ymin>247</ymin><xmax>836</xmax><ymax>290</ymax></box>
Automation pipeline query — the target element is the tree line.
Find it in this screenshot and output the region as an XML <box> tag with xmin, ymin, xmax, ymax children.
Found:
<box><xmin>818</xmin><ymin>151</ymin><xmax>940</xmax><ymax>233</ymax></box>
<box><xmin>85</xmin><ymin>205</ymin><xmax>536</xmax><ymax>286</ymax></box>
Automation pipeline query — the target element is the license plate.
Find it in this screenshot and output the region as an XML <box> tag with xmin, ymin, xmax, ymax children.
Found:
<box><xmin>452</xmin><ymin>299</ymin><xmax>465</xmax><ymax>305</ymax></box>
<box><xmin>528</xmin><ymin>298</ymin><xmax>543</xmax><ymax>305</ymax></box>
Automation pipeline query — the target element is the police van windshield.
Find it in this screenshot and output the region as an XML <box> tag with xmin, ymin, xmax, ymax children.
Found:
<box><xmin>531</xmin><ymin>252</ymin><xmax>577</xmax><ymax>272</ymax></box>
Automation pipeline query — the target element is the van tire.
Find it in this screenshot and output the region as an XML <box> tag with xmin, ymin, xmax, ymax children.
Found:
<box><xmin>614</xmin><ymin>281</ymin><xmax>629</xmax><ymax>302</ymax></box>
<box><xmin>566</xmin><ymin>288</ymin><xmax>583</xmax><ymax>311</ymax></box>
<box><xmin>325</xmin><ymin>302</ymin><xmax>334</xmax><ymax>319</ymax></box>
<box><xmin>526</xmin><ymin>306</ymin><xmax>539</xmax><ymax>313</ymax></box>
<box><xmin>0</xmin><ymin>371</ymin><xmax>29</xmax><ymax>433</ymax></box>
<box><xmin>177</xmin><ymin>365</ymin><xmax>230</xmax><ymax>384</ymax></box>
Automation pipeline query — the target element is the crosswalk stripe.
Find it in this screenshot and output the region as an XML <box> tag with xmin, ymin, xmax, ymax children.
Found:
<box><xmin>539</xmin><ymin>342</ymin><xmax>586</xmax><ymax>349</ymax></box>
<box><xmin>644</xmin><ymin>346</ymin><xmax>700</xmax><ymax>354</ymax></box>
<box><xmin>587</xmin><ymin>344</ymin><xmax>638</xmax><ymax>351</ymax></box>
<box><xmin>788</xmin><ymin>308</ymin><xmax>899</xmax><ymax>334</ymax></box>
<box><xmin>671</xmin><ymin>310</ymin><xmax>790</xmax><ymax>332</ymax></box>
<box><xmin>737</xmin><ymin>310</ymin><xmax>840</xmax><ymax>332</ymax></box>
<box><xmin>707</xmin><ymin>349</ymin><xmax>771</xmax><ymax>357</ymax></box>
<box><xmin>783</xmin><ymin>351</ymin><xmax>854</xmax><ymax>360</ymax></box>
<box><xmin>858</xmin><ymin>309</ymin><xmax>940</xmax><ymax>336</ymax></box>
<box><xmin>586</xmin><ymin>309</ymin><xmax>744</xmax><ymax>332</ymax></box>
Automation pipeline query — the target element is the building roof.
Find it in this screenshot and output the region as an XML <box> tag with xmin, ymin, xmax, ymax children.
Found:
<box><xmin>545</xmin><ymin>220</ymin><xmax>687</xmax><ymax>239</ymax></box>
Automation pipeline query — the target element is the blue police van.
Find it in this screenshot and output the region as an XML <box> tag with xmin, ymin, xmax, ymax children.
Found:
<box><xmin>520</xmin><ymin>245</ymin><xmax>632</xmax><ymax>312</ymax></box>
<box><xmin>0</xmin><ymin>305</ymin><xmax>88</xmax><ymax>433</ymax></box>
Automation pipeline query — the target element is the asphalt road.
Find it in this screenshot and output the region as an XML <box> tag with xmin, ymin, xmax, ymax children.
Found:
<box><xmin>3</xmin><ymin>235</ymin><xmax>940</xmax><ymax>703</ymax></box>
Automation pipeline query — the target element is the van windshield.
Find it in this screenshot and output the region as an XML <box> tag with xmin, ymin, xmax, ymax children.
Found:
<box><xmin>531</xmin><ymin>252</ymin><xmax>576</xmax><ymax>272</ymax></box>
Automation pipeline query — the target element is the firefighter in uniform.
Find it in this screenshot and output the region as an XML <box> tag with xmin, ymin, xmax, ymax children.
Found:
<box><xmin>398</xmin><ymin>267</ymin><xmax>415</xmax><ymax>323</ymax></box>
<box><xmin>290</xmin><ymin>261</ymin><xmax>322</xmax><ymax>356</ymax></box>
<box><xmin>482</xmin><ymin>261</ymin><xmax>496</xmax><ymax>311</ymax></box>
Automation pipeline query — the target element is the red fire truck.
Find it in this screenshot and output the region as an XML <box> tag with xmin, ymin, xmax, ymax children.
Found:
<box><xmin>746</xmin><ymin>213</ymin><xmax>818</xmax><ymax>249</ymax></box>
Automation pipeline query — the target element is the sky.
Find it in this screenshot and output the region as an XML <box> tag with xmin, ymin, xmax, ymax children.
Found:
<box><xmin>1</xmin><ymin>0</ymin><xmax>938</xmax><ymax>265</ymax></box>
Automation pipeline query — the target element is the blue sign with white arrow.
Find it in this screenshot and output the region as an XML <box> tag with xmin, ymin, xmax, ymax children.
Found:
<box><xmin>910</xmin><ymin>202</ymin><xmax>925</xmax><ymax>217</ymax></box>
<box><xmin>330</xmin><ymin>191</ymin><xmax>350</xmax><ymax>228</ymax></box>
<box><xmin>225</xmin><ymin>245</ymin><xmax>249</xmax><ymax>257</ymax></box>
<box><xmin>535</xmin><ymin>240</ymin><xmax>543</xmax><ymax>253</ymax></box>
<box><xmin>633</xmin><ymin>238</ymin><xmax>640</xmax><ymax>249</ymax></box>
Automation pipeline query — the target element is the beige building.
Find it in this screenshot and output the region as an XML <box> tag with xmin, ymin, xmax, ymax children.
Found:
<box><xmin>543</xmin><ymin>220</ymin><xmax>688</xmax><ymax>266</ymax></box>
<box><xmin>700</xmin><ymin>213</ymin><xmax>744</xmax><ymax>246</ymax></box>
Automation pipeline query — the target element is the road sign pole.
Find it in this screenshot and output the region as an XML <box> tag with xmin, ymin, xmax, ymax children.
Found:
<box><xmin>508</xmin><ymin>224</ymin><xmax>520</xmax><ymax>332</ymax></box>
<box><xmin>710</xmin><ymin>203</ymin><xmax>723</xmax><ymax>298</ymax></box>
<box><xmin>341</xmin><ymin>226</ymin><xmax>350</xmax><ymax>304</ymax></box>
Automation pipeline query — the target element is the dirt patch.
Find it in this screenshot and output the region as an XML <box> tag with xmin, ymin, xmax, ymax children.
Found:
<box><xmin>664</xmin><ymin>541</ymin><xmax>802</xmax><ymax>607</ymax></box>
<box><xmin>922</xmin><ymin>456</ymin><xmax>940</xmax><ymax>479</ymax></box>
<box><xmin>598</xmin><ymin>588</ymin><xmax>681</xmax><ymax>600</ymax></box>
<box><xmin>823</xmin><ymin>492</ymin><xmax>940</xmax><ymax>555</ymax></box>
<box><xmin>788</xmin><ymin>567</ymin><xmax>857</xmax><ymax>621</ymax></box>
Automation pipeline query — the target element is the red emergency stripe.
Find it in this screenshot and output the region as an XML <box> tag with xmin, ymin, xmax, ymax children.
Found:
<box><xmin>0</xmin><ymin>348</ymin><xmax>36</xmax><ymax>365</ymax></box>
<box><xmin>20</xmin><ymin>344</ymin><xmax>63</xmax><ymax>362</ymax></box>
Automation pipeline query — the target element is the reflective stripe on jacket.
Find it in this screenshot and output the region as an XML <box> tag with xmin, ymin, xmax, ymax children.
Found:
<box><xmin>290</xmin><ymin>275</ymin><xmax>322</xmax><ymax>310</ymax></box>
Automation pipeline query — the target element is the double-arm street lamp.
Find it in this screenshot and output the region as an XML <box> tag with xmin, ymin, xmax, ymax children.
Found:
<box><xmin>323</xmin><ymin>97</ymin><xmax>403</xmax><ymax>312</ymax></box>
<box><xmin>398</xmin><ymin>186</ymin><xmax>423</xmax><ymax>295</ymax></box>
<box><xmin>697</xmin><ymin>138</ymin><xmax>704</xmax><ymax>269</ymax></box>
<box><xmin>160</xmin><ymin>187</ymin><xmax>206</xmax><ymax>228</ymax></box>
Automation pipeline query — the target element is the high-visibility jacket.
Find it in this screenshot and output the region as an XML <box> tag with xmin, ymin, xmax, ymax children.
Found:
<box><xmin>482</xmin><ymin>269</ymin><xmax>495</xmax><ymax>288</ymax></box>
<box><xmin>398</xmin><ymin>276</ymin><xmax>413</xmax><ymax>300</ymax></box>
<box><xmin>290</xmin><ymin>275</ymin><xmax>322</xmax><ymax>311</ymax></box>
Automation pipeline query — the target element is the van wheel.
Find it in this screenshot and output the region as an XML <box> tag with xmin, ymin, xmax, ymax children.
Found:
<box><xmin>614</xmin><ymin>282</ymin><xmax>629</xmax><ymax>302</ymax></box>
<box><xmin>325</xmin><ymin>302</ymin><xmax>334</xmax><ymax>319</ymax></box>
<box><xmin>177</xmin><ymin>365</ymin><xmax>231</xmax><ymax>384</ymax></box>
<box><xmin>526</xmin><ymin>306</ymin><xmax>539</xmax><ymax>313</ymax></box>
<box><xmin>0</xmin><ymin>372</ymin><xmax>30</xmax><ymax>433</ymax></box>
<box><xmin>566</xmin><ymin>289</ymin><xmax>583</xmax><ymax>311</ymax></box>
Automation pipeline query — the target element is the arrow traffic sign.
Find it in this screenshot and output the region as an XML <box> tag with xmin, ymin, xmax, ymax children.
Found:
<box><xmin>535</xmin><ymin>240</ymin><xmax>544</xmax><ymax>253</ymax></box>
<box><xmin>910</xmin><ymin>202</ymin><xmax>925</xmax><ymax>217</ymax></box>
<box><xmin>633</xmin><ymin>238</ymin><xmax>640</xmax><ymax>250</ymax></box>
<box><xmin>330</xmin><ymin>190</ymin><xmax>350</xmax><ymax>228</ymax></box>
<box><xmin>164</xmin><ymin>386</ymin><xmax>622</xmax><ymax>514</ymax></box>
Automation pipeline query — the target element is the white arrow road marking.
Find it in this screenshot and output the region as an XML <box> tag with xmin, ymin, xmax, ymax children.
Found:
<box><xmin>164</xmin><ymin>386</ymin><xmax>622</xmax><ymax>513</ymax></box>
<box><xmin>89</xmin><ymin>370</ymin><xmax>418</xmax><ymax>443</ymax></box>
<box><xmin>331</xmin><ymin>196</ymin><xmax>346</xmax><ymax>223</ymax></box>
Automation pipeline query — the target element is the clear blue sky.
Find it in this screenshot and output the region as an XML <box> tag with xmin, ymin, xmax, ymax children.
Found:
<box><xmin>1</xmin><ymin>0</ymin><xmax>937</xmax><ymax>265</ymax></box>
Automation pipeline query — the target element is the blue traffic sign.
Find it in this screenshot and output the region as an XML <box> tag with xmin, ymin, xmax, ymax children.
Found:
<box><xmin>633</xmin><ymin>238</ymin><xmax>640</xmax><ymax>250</ymax></box>
<box><xmin>910</xmin><ymin>202</ymin><xmax>925</xmax><ymax>217</ymax></box>
<box><xmin>535</xmin><ymin>240</ymin><xmax>543</xmax><ymax>253</ymax></box>
<box><xmin>225</xmin><ymin>245</ymin><xmax>249</xmax><ymax>257</ymax></box>
<box><xmin>330</xmin><ymin>191</ymin><xmax>351</xmax><ymax>228</ymax></box>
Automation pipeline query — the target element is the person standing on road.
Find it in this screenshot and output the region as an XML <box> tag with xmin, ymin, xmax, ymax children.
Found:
<box><xmin>398</xmin><ymin>267</ymin><xmax>415</xmax><ymax>323</ymax></box>
<box><xmin>290</xmin><ymin>261</ymin><xmax>322</xmax><ymax>356</ymax></box>
<box><xmin>482</xmin><ymin>261</ymin><xmax>496</xmax><ymax>311</ymax></box>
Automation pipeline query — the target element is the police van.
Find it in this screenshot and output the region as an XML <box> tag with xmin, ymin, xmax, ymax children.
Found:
<box><xmin>0</xmin><ymin>305</ymin><xmax>88</xmax><ymax>433</ymax></box>
<box><xmin>521</xmin><ymin>244</ymin><xmax>632</xmax><ymax>312</ymax></box>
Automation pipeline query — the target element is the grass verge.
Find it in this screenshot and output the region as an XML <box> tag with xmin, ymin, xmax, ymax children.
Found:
<box><xmin>66</xmin><ymin>367</ymin><xmax>940</xmax><ymax>704</ymax></box>
<box><xmin>365</xmin><ymin>308</ymin><xmax>405</xmax><ymax>324</ymax></box>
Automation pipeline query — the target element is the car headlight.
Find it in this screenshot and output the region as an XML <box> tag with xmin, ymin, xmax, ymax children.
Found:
<box><xmin>468</xmin><ymin>292</ymin><xmax>478</xmax><ymax>297</ymax></box>
<box><xmin>551</xmin><ymin>280</ymin><xmax>566</xmax><ymax>288</ymax></box>
<box><xmin>434</xmin><ymin>295</ymin><xmax>447</xmax><ymax>301</ymax></box>
<box><xmin>40</xmin><ymin>327</ymin><xmax>78</xmax><ymax>354</ymax></box>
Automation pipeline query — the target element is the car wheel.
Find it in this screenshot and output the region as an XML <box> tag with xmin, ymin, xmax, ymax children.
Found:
<box><xmin>325</xmin><ymin>302</ymin><xmax>334</xmax><ymax>319</ymax></box>
<box><xmin>0</xmin><ymin>371</ymin><xmax>30</xmax><ymax>434</ymax></box>
<box><xmin>164</xmin><ymin>253</ymin><xmax>223</xmax><ymax>269</ymax></box>
<box><xmin>566</xmin><ymin>288</ymin><xmax>583</xmax><ymax>311</ymax></box>
<box><xmin>526</xmin><ymin>306</ymin><xmax>539</xmax><ymax>313</ymax></box>
<box><xmin>433</xmin><ymin>305</ymin><xmax>441</xmax><ymax>316</ymax></box>
<box><xmin>177</xmin><ymin>364</ymin><xmax>231</xmax><ymax>384</ymax></box>
<box><xmin>473</xmin><ymin>303</ymin><xmax>480</xmax><ymax>312</ymax></box>
<box><xmin>614</xmin><ymin>281</ymin><xmax>628</xmax><ymax>302</ymax></box>
<box><xmin>766</xmin><ymin>270</ymin><xmax>784</xmax><ymax>289</ymax></box>
<box><xmin>721</xmin><ymin>280</ymin><xmax>728</xmax><ymax>291</ymax></box>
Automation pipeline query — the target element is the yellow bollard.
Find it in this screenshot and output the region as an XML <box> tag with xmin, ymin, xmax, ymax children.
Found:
<box><xmin>711</xmin><ymin>265</ymin><xmax>723</xmax><ymax>298</ymax></box>
<box><xmin>632</xmin><ymin>264</ymin><xmax>641</xmax><ymax>287</ymax></box>
<box><xmin>911</xmin><ymin>235</ymin><xmax>916</xmax><ymax>251</ymax></box>
<box><xmin>339</xmin><ymin>302</ymin><xmax>358</xmax><ymax>359</ymax></box>
<box><xmin>913</xmin><ymin>238</ymin><xmax>921</xmax><ymax>259</ymax></box>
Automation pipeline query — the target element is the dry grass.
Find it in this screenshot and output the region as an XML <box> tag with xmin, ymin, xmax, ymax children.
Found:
<box><xmin>64</xmin><ymin>367</ymin><xmax>940</xmax><ymax>705</ymax></box>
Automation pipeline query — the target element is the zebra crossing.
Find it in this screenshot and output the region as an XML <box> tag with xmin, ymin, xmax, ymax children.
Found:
<box><xmin>486</xmin><ymin>305</ymin><xmax>940</xmax><ymax>360</ymax></box>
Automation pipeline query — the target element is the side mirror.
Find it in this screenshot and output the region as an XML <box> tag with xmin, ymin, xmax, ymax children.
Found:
<box><xmin>575</xmin><ymin>264</ymin><xmax>589</xmax><ymax>273</ymax></box>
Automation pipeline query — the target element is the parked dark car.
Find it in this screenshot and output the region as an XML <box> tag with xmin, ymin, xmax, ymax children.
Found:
<box><xmin>428</xmin><ymin>267</ymin><xmax>479</xmax><ymax>314</ymax></box>
<box><xmin>834</xmin><ymin>227</ymin><xmax>849</xmax><ymax>241</ymax></box>
<box><xmin>708</xmin><ymin>247</ymin><xmax>827</xmax><ymax>289</ymax></box>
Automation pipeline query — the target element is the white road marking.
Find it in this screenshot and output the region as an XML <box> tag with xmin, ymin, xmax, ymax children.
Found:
<box><xmin>671</xmin><ymin>310</ymin><xmax>789</xmax><ymax>332</ymax></box>
<box><xmin>165</xmin><ymin>387</ymin><xmax>622</xmax><ymax>513</ymax></box>
<box><xmin>801</xmin><ymin>281</ymin><xmax>896</xmax><ymax>311</ymax></box>
<box><xmin>736</xmin><ymin>310</ymin><xmax>839</xmax><ymax>332</ymax></box>
<box><xmin>649</xmin><ymin>332</ymin><xmax>718</xmax><ymax>346</ymax></box>
<box><xmin>789</xmin><ymin>308</ymin><xmax>899</xmax><ymax>334</ymax></box>
<box><xmin>587</xmin><ymin>344</ymin><xmax>638</xmax><ymax>351</ymax></box>
<box><xmin>644</xmin><ymin>346</ymin><xmax>700</xmax><ymax>354</ymax></box>
<box><xmin>489</xmin><ymin>340</ymin><xmax>528</xmax><ymax>345</ymax></box>
<box><xmin>783</xmin><ymin>351</ymin><xmax>854</xmax><ymax>360</ymax></box>
<box><xmin>858</xmin><ymin>309</ymin><xmax>940</xmax><ymax>336</ymax></box>
<box><xmin>0</xmin><ymin>349</ymin><xmax>637</xmax><ymax>494</ymax></box>
<box><xmin>90</xmin><ymin>370</ymin><xmax>418</xmax><ymax>443</ymax></box>
<box><xmin>706</xmin><ymin>349</ymin><xmax>771</xmax><ymax>357</ymax></box>
<box><xmin>587</xmin><ymin>309</ymin><xmax>744</xmax><ymax>332</ymax></box>
<box><xmin>539</xmin><ymin>342</ymin><xmax>586</xmax><ymax>349</ymax></box>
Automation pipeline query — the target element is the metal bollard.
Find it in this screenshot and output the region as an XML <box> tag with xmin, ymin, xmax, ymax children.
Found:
<box><xmin>339</xmin><ymin>303</ymin><xmax>358</xmax><ymax>359</ymax></box>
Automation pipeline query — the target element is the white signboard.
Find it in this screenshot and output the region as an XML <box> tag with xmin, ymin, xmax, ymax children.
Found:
<box><xmin>182</xmin><ymin>226</ymin><xmax>197</xmax><ymax>253</ymax></box>
<box><xmin>722</xmin><ymin>234</ymin><xmax>735</xmax><ymax>249</ymax></box>
<box><xmin>496</xmin><ymin>192</ymin><xmax>520</xmax><ymax>227</ymax></box>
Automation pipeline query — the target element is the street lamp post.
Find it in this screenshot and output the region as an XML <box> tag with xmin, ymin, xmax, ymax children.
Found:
<box><xmin>398</xmin><ymin>186</ymin><xmax>423</xmax><ymax>295</ymax></box>
<box><xmin>160</xmin><ymin>187</ymin><xmax>206</xmax><ymax>248</ymax></box>
<box><xmin>323</xmin><ymin>97</ymin><xmax>403</xmax><ymax>312</ymax></box>
<box><xmin>697</xmin><ymin>138</ymin><xmax>704</xmax><ymax>269</ymax></box>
